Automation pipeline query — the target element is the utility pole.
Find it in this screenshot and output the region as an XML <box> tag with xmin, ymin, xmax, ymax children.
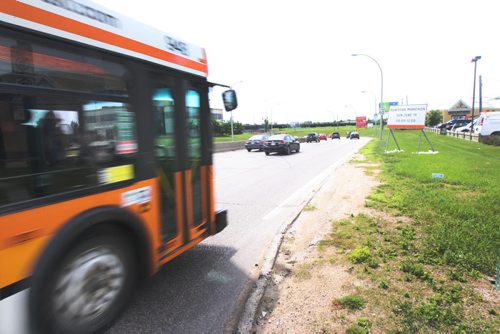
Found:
<box><xmin>470</xmin><ymin>56</ymin><xmax>481</xmax><ymax>139</ymax></box>
<box><xmin>479</xmin><ymin>75</ymin><xmax>482</xmax><ymax>115</ymax></box>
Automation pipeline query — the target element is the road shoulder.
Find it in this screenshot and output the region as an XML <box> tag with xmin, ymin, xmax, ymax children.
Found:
<box><xmin>251</xmin><ymin>153</ymin><xmax>380</xmax><ymax>332</ymax></box>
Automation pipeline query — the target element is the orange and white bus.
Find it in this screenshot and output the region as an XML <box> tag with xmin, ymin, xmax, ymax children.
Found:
<box><xmin>0</xmin><ymin>1</ymin><xmax>237</xmax><ymax>332</ymax></box>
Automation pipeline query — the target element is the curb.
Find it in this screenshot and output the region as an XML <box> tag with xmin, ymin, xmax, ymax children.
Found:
<box><xmin>235</xmin><ymin>146</ymin><xmax>364</xmax><ymax>333</ymax></box>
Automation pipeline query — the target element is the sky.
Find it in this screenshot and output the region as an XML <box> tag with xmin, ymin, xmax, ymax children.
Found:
<box><xmin>92</xmin><ymin>0</ymin><xmax>500</xmax><ymax>124</ymax></box>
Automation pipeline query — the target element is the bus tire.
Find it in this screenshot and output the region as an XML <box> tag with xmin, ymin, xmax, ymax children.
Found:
<box><xmin>31</xmin><ymin>232</ymin><xmax>136</xmax><ymax>333</ymax></box>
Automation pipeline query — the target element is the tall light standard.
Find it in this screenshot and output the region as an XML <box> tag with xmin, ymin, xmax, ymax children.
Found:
<box><xmin>470</xmin><ymin>56</ymin><xmax>481</xmax><ymax>138</ymax></box>
<box><xmin>362</xmin><ymin>90</ymin><xmax>377</xmax><ymax>136</ymax></box>
<box><xmin>229</xmin><ymin>81</ymin><xmax>244</xmax><ymax>141</ymax></box>
<box><xmin>352</xmin><ymin>54</ymin><xmax>384</xmax><ymax>140</ymax></box>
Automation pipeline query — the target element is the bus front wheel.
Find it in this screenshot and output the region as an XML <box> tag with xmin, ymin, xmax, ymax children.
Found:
<box><xmin>31</xmin><ymin>232</ymin><xmax>136</xmax><ymax>333</ymax></box>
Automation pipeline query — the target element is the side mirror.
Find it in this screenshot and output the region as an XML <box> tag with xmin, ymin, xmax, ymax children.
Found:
<box><xmin>222</xmin><ymin>89</ymin><xmax>238</xmax><ymax>112</ymax></box>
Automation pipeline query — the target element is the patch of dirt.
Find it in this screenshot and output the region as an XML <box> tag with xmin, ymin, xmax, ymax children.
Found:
<box><xmin>253</xmin><ymin>154</ymin><xmax>381</xmax><ymax>333</ymax></box>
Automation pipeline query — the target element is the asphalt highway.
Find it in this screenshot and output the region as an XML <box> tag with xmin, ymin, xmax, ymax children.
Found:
<box><xmin>108</xmin><ymin>136</ymin><xmax>370</xmax><ymax>333</ymax></box>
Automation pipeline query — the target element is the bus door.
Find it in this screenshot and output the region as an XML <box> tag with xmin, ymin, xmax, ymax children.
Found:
<box><xmin>152</xmin><ymin>81</ymin><xmax>210</xmax><ymax>255</ymax></box>
<box><xmin>184</xmin><ymin>86</ymin><xmax>210</xmax><ymax>241</ymax></box>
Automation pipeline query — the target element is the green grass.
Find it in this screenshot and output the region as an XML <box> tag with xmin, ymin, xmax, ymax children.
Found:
<box><xmin>320</xmin><ymin>210</ymin><xmax>499</xmax><ymax>332</ymax></box>
<box><xmin>361</xmin><ymin>129</ymin><xmax>500</xmax><ymax>275</ymax></box>
<box><xmin>312</xmin><ymin>132</ymin><xmax>499</xmax><ymax>332</ymax></box>
<box><xmin>336</xmin><ymin>294</ymin><xmax>366</xmax><ymax>311</ymax></box>
<box><xmin>348</xmin><ymin>246</ymin><xmax>372</xmax><ymax>264</ymax></box>
<box><xmin>213</xmin><ymin>133</ymin><xmax>251</xmax><ymax>142</ymax></box>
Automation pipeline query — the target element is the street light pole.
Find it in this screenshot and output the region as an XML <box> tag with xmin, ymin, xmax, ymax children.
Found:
<box><xmin>362</xmin><ymin>90</ymin><xmax>377</xmax><ymax>136</ymax></box>
<box><xmin>470</xmin><ymin>56</ymin><xmax>481</xmax><ymax>139</ymax></box>
<box><xmin>229</xmin><ymin>81</ymin><xmax>244</xmax><ymax>142</ymax></box>
<box><xmin>352</xmin><ymin>54</ymin><xmax>384</xmax><ymax>140</ymax></box>
<box><xmin>230</xmin><ymin>110</ymin><xmax>234</xmax><ymax>142</ymax></box>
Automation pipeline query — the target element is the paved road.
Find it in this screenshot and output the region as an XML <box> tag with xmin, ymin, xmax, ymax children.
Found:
<box><xmin>109</xmin><ymin>137</ymin><xmax>370</xmax><ymax>333</ymax></box>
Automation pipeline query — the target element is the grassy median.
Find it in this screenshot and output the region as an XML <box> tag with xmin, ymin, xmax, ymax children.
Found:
<box><xmin>363</xmin><ymin>130</ymin><xmax>499</xmax><ymax>274</ymax></box>
<box><xmin>318</xmin><ymin>130</ymin><xmax>499</xmax><ymax>333</ymax></box>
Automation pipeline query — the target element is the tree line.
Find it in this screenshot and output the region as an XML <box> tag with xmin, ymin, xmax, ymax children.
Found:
<box><xmin>211</xmin><ymin>110</ymin><xmax>443</xmax><ymax>136</ymax></box>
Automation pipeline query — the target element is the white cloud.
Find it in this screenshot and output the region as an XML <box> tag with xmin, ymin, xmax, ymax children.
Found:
<box><xmin>92</xmin><ymin>0</ymin><xmax>500</xmax><ymax>123</ymax></box>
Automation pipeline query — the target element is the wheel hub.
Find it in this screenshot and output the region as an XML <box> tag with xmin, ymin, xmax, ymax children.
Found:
<box><xmin>52</xmin><ymin>246</ymin><xmax>125</xmax><ymax>324</ymax></box>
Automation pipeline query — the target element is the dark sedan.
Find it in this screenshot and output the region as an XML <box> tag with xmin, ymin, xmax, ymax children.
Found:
<box><xmin>349</xmin><ymin>131</ymin><xmax>360</xmax><ymax>139</ymax></box>
<box><xmin>245</xmin><ymin>134</ymin><xmax>269</xmax><ymax>152</ymax></box>
<box><xmin>306</xmin><ymin>133</ymin><xmax>320</xmax><ymax>143</ymax></box>
<box><xmin>331</xmin><ymin>132</ymin><xmax>340</xmax><ymax>139</ymax></box>
<box><xmin>263</xmin><ymin>134</ymin><xmax>300</xmax><ymax>155</ymax></box>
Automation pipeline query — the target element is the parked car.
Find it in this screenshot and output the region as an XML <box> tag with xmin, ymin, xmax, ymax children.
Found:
<box><xmin>306</xmin><ymin>133</ymin><xmax>320</xmax><ymax>143</ymax></box>
<box><xmin>331</xmin><ymin>132</ymin><xmax>340</xmax><ymax>139</ymax></box>
<box><xmin>349</xmin><ymin>131</ymin><xmax>360</xmax><ymax>139</ymax></box>
<box><xmin>263</xmin><ymin>134</ymin><xmax>300</xmax><ymax>155</ymax></box>
<box><xmin>245</xmin><ymin>134</ymin><xmax>268</xmax><ymax>152</ymax></box>
<box><xmin>435</xmin><ymin>120</ymin><xmax>453</xmax><ymax>129</ymax></box>
<box><xmin>434</xmin><ymin>123</ymin><xmax>445</xmax><ymax>129</ymax></box>
<box><xmin>443</xmin><ymin>119</ymin><xmax>469</xmax><ymax>130</ymax></box>
<box><xmin>454</xmin><ymin>122</ymin><xmax>473</xmax><ymax>133</ymax></box>
<box><xmin>480</xmin><ymin>111</ymin><xmax>500</xmax><ymax>138</ymax></box>
<box><xmin>435</xmin><ymin>119</ymin><xmax>470</xmax><ymax>130</ymax></box>
<box><xmin>319</xmin><ymin>133</ymin><xmax>327</xmax><ymax>141</ymax></box>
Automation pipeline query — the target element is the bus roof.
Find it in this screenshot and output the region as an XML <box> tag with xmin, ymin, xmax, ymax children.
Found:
<box><xmin>0</xmin><ymin>0</ymin><xmax>208</xmax><ymax>77</ymax></box>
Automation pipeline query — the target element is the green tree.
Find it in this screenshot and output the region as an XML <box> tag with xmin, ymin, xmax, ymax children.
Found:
<box><xmin>211</xmin><ymin>119</ymin><xmax>223</xmax><ymax>136</ymax></box>
<box><xmin>426</xmin><ymin>110</ymin><xmax>442</xmax><ymax>127</ymax></box>
<box><xmin>233</xmin><ymin>121</ymin><xmax>243</xmax><ymax>135</ymax></box>
<box><xmin>221</xmin><ymin>121</ymin><xmax>231</xmax><ymax>135</ymax></box>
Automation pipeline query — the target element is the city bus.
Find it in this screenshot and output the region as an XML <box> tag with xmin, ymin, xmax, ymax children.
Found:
<box><xmin>0</xmin><ymin>1</ymin><xmax>237</xmax><ymax>332</ymax></box>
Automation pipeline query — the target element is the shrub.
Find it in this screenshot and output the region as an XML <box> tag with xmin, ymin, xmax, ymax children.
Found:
<box><xmin>348</xmin><ymin>246</ymin><xmax>372</xmax><ymax>264</ymax></box>
<box><xmin>337</xmin><ymin>294</ymin><xmax>366</xmax><ymax>311</ymax></box>
<box><xmin>401</xmin><ymin>261</ymin><xmax>432</xmax><ymax>282</ymax></box>
<box><xmin>346</xmin><ymin>325</ymin><xmax>368</xmax><ymax>334</ymax></box>
<box><xmin>356</xmin><ymin>317</ymin><xmax>371</xmax><ymax>328</ymax></box>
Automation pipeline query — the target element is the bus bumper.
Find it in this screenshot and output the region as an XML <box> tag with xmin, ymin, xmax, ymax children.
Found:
<box><xmin>215</xmin><ymin>209</ymin><xmax>228</xmax><ymax>233</ymax></box>
<box><xmin>0</xmin><ymin>289</ymin><xmax>29</xmax><ymax>334</ymax></box>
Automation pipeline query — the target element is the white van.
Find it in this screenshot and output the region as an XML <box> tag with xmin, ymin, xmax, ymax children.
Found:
<box><xmin>479</xmin><ymin>111</ymin><xmax>500</xmax><ymax>137</ymax></box>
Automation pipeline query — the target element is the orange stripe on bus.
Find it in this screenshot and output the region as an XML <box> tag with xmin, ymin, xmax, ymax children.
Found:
<box><xmin>0</xmin><ymin>1</ymin><xmax>208</xmax><ymax>75</ymax></box>
<box><xmin>159</xmin><ymin>235</ymin><xmax>205</xmax><ymax>265</ymax></box>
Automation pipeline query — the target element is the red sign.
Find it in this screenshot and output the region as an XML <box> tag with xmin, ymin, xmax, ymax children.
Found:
<box><xmin>356</xmin><ymin>116</ymin><xmax>367</xmax><ymax>128</ymax></box>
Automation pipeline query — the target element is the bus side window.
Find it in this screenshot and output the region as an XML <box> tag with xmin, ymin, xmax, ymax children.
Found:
<box><xmin>186</xmin><ymin>90</ymin><xmax>201</xmax><ymax>159</ymax></box>
<box><xmin>153</xmin><ymin>89</ymin><xmax>175</xmax><ymax>159</ymax></box>
<box><xmin>82</xmin><ymin>101</ymin><xmax>137</xmax><ymax>163</ymax></box>
<box><xmin>0</xmin><ymin>32</ymin><xmax>136</xmax><ymax>208</ymax></box>
<box><xmin>0</xmin><ymin>96</ymin><xmax>137</xmax><ymax>207</ymax></box>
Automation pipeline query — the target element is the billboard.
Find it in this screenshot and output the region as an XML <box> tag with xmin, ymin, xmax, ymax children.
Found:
<box><xmin>356</xmin><ymin>116</ymin><xmax>367</xmax><ymax>128</ymax></box>
<box><xmin>387</xmin><ymin>104</ymin><xmax>427</xmax><ymax>129</ymax></box>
